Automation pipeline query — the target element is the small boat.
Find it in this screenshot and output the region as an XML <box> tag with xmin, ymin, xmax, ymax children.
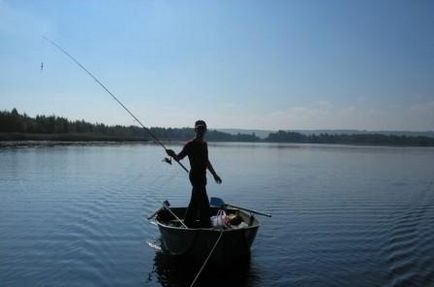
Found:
<box><xmin>149</xmin><ymin>198</ymin><xmax>266</xmax><ymax>265</ymax></box>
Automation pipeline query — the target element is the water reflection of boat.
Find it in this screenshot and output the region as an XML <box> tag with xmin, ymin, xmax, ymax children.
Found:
<box><xmin>151</xmin><ymin>249</ymin><xmax>253</xmax><ymax>287</ymax></box>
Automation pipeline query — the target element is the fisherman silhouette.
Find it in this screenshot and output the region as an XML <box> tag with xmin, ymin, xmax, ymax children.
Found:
<box><xmin>166</xmin><ymin>120</ymin><xmax>222</xmax><ymax>228</ymax></box>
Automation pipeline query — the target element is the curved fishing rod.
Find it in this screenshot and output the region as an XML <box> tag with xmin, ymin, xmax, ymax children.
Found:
<box><xmin>43</xmin><ymin>36</ymin><xmax>188</xmax><ymax>173</ymax></box>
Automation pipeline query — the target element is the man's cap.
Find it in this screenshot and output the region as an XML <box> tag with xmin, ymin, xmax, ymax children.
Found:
<box><xmin>195</xmin><ymin>120</ymin><xmax>207</xmax><ymax>129</ymax></box>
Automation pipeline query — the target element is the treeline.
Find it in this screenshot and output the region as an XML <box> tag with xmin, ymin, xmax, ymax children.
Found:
<box><xmin>0</xmin><ymin>108</ymin><xmax>259</xmax><ymax>142</ymax></box>
<box><xmin>265</xmin><ymin>130</ymin><xmax>434</xmax><ymax>146</ymax></box>
<box><xmin>1</xmin><ymin>109</ymin><xmax>433</xmax><ymax>146</ymax></box>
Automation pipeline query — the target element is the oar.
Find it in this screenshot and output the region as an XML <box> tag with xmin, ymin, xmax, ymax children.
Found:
<box><xmin>210</xmin><ymin>197</ymin><xmax>272</xmax><ymax>217</ymax></box>
<box><xmin>162</xmin><ymin>200</ymin><xmax>188</xmax><ymax>229</ymax></box>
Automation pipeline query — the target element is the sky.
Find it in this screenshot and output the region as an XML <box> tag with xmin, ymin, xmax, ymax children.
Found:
<box><xmin>1</xmin><ymin>0</ymin><xmax>434</xmax><ymax>131</ymax></box>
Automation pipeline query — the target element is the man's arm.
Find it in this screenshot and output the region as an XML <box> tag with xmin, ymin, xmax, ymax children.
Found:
<box><xmin>166</xmin><ymin>144</ymin><xmax>188</xmax><ymax>161</ymax></box>
<box><xmin>208</xmin><ymin>160</ymin><xmax>222</xmax><ymax>184</ymax></box>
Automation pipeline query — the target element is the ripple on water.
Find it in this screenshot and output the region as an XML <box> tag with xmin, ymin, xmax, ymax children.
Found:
<box><xmin>380</xmin><ymin>186</ymin><xmax>434</xmax><ymax>287</ymax></box>
<box><xmin>2</xmin><ymin>144</ymin><xmax>434</xmax><ymax>287</ymax></box>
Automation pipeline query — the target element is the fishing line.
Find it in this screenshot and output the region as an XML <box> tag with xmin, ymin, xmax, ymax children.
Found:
<box><xmin>189</xmin><ymin>229</ymin><xmax>224</xmax><ymax>287</ymax></box>
<box><xmin>42</xmin><ymin>36</ymin><xmax>189</xmax><ymax>173</ymax></box>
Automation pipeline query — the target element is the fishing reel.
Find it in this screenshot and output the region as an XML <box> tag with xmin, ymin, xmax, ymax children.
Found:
<box><xmin>162</xmin><ymin>157</ymin><xmax>172</xmax><ymax>165</ymax></box>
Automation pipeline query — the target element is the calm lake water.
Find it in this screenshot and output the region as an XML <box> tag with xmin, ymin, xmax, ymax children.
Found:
<box><xmin>1</xmin><ymin>142</ymin><xmax>434</xmax><ymax>287</ymax></box>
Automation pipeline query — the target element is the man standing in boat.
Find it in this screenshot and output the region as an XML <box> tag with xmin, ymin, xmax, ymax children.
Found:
<box><xmin>166</xmin><ymin>120</ymin><xmax>222</xmax><ymax>228</ymax></box>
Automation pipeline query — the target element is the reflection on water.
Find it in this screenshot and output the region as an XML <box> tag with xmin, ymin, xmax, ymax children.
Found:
<box><xmin>148</xmin><ymin>250</ymin><xmax>254</xmax><ymax>287</ymax></box>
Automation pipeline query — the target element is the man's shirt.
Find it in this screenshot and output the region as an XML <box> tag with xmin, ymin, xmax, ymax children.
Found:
<box><xmin>178</xmin><ymin>138</ymin><xmax>208</xmax><ymax>177</ymax></box>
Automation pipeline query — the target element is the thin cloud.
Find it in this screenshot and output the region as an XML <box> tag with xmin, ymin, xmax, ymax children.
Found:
<box><xmin>257</xmin><ymin>100</ymin><xmax>434</xmax><ymax>131</ymax></box>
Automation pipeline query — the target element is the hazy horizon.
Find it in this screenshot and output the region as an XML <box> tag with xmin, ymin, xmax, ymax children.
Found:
<box><xmin>3</xmin><ymin>107</ymin><xmax>434</xmax><ymax>137</ymax></box>
<box><xmin>1</xmin><ymin>1</ymin><xmax>434</xmax><ymax>131</ymax></box>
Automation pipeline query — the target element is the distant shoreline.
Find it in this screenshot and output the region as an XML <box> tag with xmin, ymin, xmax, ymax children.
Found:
<box><xmin>1</xmin><ymin>109</ymin><xmax>434</xmax><ymax>147</ymax></box>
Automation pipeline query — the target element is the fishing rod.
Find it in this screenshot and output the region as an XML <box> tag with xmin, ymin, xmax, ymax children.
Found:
<box><xmin>43</xmin><ymin>36</ymin><xmax>189</xmax><ymax>173</ymax></box>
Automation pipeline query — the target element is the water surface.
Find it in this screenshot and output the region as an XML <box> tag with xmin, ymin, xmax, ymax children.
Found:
<box><xmin>1</xmin><ymin>143</ymin><xmax>433</xmax><ymax>286</ymax></box>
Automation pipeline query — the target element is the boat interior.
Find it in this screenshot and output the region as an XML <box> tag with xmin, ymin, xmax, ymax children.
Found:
<box><xmin>156</xmin><ymin>207</ymin><xmax>259</xmax><ymax>229</ymax></box>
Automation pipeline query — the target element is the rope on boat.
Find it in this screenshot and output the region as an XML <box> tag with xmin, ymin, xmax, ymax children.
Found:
<box><xmin>189</xmin><ymin>229</ymin><xmax>224</xmax><ymax>287</ymax></box>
